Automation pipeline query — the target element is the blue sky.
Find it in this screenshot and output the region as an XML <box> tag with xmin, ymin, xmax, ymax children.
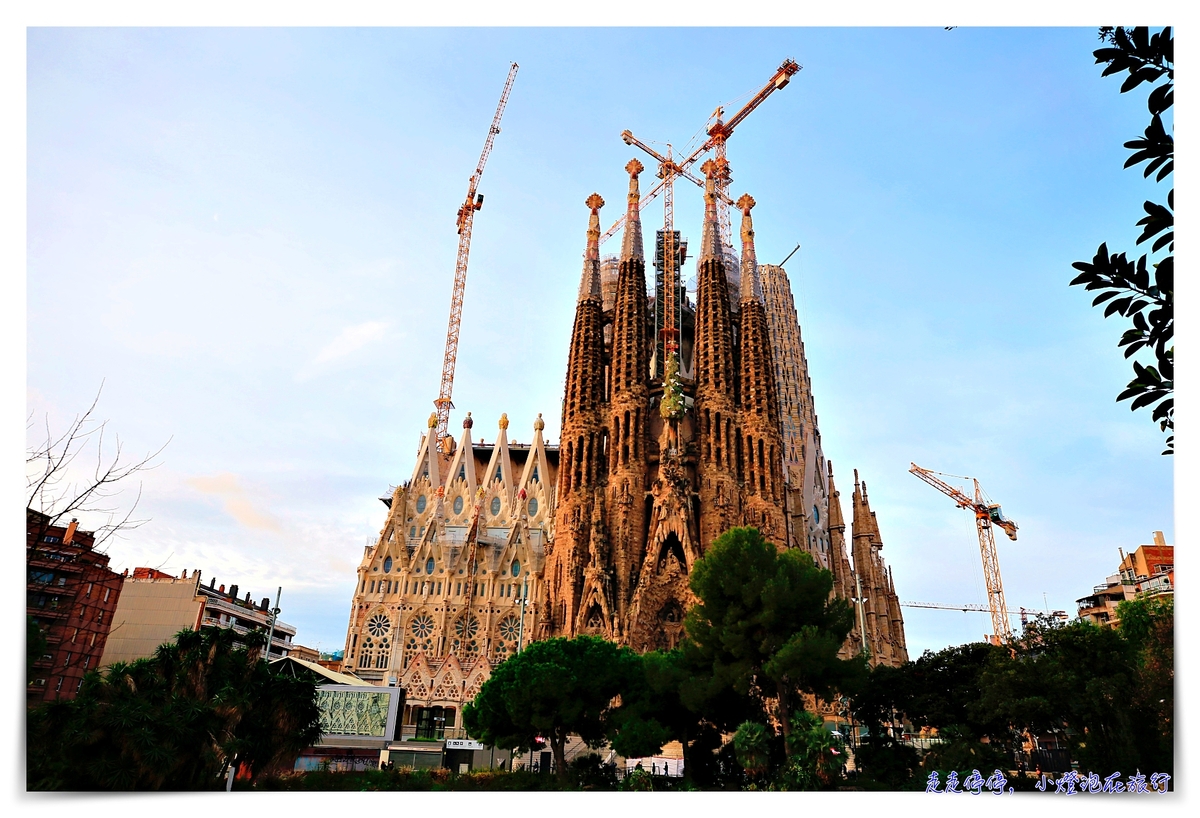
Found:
<box><xmin>24</xmin><ymin>26</ymin><xmax>1175</xmax><ymax>657</ymax></box>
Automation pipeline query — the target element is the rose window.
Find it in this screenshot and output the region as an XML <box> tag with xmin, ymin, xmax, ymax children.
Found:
<box><xmin>455</xmin><ymin>615</ymin><xmax>479</xmax><ymax>639</ymax></box>
<box><xmin>367</xmin><ymin>613</ymin><xmax>391</xmax><ymax>638</ymax></box>
<box><xmin>498</xmin><ymin>615</ymin><xmax>521</xmax><ymax>642</ymax></box>
<box><xmin>411</xmin><ymin>614</ymin><xmax>434</xmax><ymax>638</ymax></box>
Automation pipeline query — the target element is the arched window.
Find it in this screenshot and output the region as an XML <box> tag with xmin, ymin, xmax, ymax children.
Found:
<box><xmin>426</xmin><ymin>557</ymin><xmax>436</xmax><ymax>575</ymax></box>
<box><xmin>383</xmin><ymin>557</ymin><xmax>393</xmax><ymax>573</ymax></box>
<box><xmin>511</xmin><ymin>559</ymin><xmax>521</xmax><ymax>578</ymax></box>
<box><xmin>491</xmin><ymin>496</ymin><xmax>502</xmax><ymax>516</ymax></box>
<box><xmin>416</xmin><ymin>495</ymin><xmax>427</xmax><ymax>513</ymax></box>
<box><xmin>453</xmin><ymin>496</ymin><xmax>464</xmax><ymax>515</ymax></box>
<box><xmin>528</xmin><ymin>497</ymin><xmax>538</xmax><ymax>516</ymax></box>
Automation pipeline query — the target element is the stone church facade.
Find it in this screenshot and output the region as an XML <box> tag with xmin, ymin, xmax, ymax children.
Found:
<box><xmin>341</xmin><ymin>157</ymin><xmax>906</xmax><ymax>734</ymax></box>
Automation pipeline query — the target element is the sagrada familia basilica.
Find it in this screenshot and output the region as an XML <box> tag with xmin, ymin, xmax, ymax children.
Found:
<box><xmin>340</xmin><ymin>158</ymin><xmax>907</xmax><ymax>735</ymax></box>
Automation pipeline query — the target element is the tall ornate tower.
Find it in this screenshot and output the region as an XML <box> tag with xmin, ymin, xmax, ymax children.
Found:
<box><xmin>605</xmin><ymin>160</ymin><xmax>651</xmax><ymax>629</ymax></box>
<box><xmin>548</xmin><ymin>193</ymin><xmax>610</xmax><ymax>639</ymax></box>
<box><xmin>760</xmin><ymin>261</ymin><xmax>832</xmax><ymax>564</ymax></box>
<box><xmin>692</xmin><ymin>160</ymin><xmax>742</xmax><ymax>551</ymax></box>
<box><xmin>734</xmin><ymin>194</ymin><xmax>786</xmax><ymax>545</ymax></box>
<box><xmin>850</xmin><ymin>471</ymin><xmax>909</xmax><ymax>667</ymax></box>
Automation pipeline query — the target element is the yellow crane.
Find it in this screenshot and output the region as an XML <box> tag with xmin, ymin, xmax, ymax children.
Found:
<box><xmin>433</xmin><ymin>63</ymin><xmax>519</xmax><ymax>447</ymax></box>
<box><xmin>909</xmin><ymin>463</ymin><xmax>1019</xmax><ymax>641</ymax></box>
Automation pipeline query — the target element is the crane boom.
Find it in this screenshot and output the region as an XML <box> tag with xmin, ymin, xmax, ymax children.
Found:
<box><xmin>434</xmin><ymin>62</ymin><xmax>518</xmax><ymax>445</ymax></box>
<box><xmin>598</xmin><ymin>58</ymin><xmax>799</xmax><ymax>249</ymax></box>
<box><xmin>909</xmin><ymin>462</ymin><xmax>1018</xmax><ymax>641</ymax></box>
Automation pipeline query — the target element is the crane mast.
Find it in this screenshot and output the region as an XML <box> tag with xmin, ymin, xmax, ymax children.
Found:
<box><xmin>910</xmin><ymin>463</ymin><xmax>1018</xmax><ymax>641</ymax></box>
<box><xmin>434</xmin><ymin>62</ymin><xmax>519</xmax><ymax>446</ymax></box>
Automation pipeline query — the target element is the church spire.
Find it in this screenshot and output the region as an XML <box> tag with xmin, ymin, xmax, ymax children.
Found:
<box><xmin>579</xmin><ymin>194</ymin><xmax>604</xmax><ymax>303</ymax></box>
<box><xmin>620</xmin><ymin>159</ymin><xmax>644</xmax><ymax>262</ymax></box>
<box><xmin>737</xmin><ymin>193</ymin><xmax>763</xmax><ymax>304</ymax></box>
<box><xmin>699</xmin><ymin>159</ymin><xmax>721</xmax><ymax>262</ymax></box>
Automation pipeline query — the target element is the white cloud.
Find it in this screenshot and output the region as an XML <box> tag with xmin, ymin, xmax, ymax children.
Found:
<box><xmin>312</xmin><ymin>321</ymin><xmax>389</xmax><ymax>365</ymax></box>
<box><xmin>295</xmin><ymin>320</ymin><xmax>390</xmax><ymax>381</ymax></box>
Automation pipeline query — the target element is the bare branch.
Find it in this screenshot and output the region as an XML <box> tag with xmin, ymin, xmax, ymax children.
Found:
<box><xmin>25</xmin><ymin>382</ymin><xmax>169</xmax><ymax>545</ymax></box>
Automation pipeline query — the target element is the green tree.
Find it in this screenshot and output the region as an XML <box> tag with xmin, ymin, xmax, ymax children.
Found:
<box><xmin>1115</xmin><ymin>596</ymin><xmax>1173</xmax><ymax>774</ymax></box>
<box><xmin>975</xmin><ymin>617</ymin><xmax>1151</xmax><ymax>775</ymax></box>
<box><xmin>462</xmin><ymin>636</ymin><xmax>640</xmax><ymax>778</ymax></box>
<box><xmin>1071</xmin><ymin>26</ymin><xmax>1173</xmax><ymax>453</ymax></box>
<box><xmin>683</xmin><ymin>526</ymin><xmax>865</xmax><ymax>756</ymax></box>
<box><xmin>732</xmin><ymin>721</ymin><xmax>771</xmax><ymax>781</ymax></box>
<box><xmin>781</xmin><ymin>710</ymin><xmax>847</xmax><ymax>790</ymax></box>
<box><xmin>26</xmin><ymin>626</ymin><xmax>321</xmax><ymax>790</ymax></box>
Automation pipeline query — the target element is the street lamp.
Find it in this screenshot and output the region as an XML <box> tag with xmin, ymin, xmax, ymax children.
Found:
<box><xmin>264</xmin><ymin>586</ymin><xmax>282</xmax><ymax>661</ymax></box>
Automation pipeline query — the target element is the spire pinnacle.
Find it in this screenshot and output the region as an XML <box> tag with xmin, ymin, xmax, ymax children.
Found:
<box><xmin>699</xmin><ymin>159</ymin><xmax>720</xmax><ymax>262</ymax></box>
<box><xmin>578</xmin><ymin>194</ymin><xmax>604</xmax><ymax>302</ymax></box>
<box><xmin>737</xmin><ymin>193</ymin><xmax>762</xmax><ymax>303</ymax></box>
<box><xmin>620</xmin><ymin>159</ymin><xmax>644</xmax><ymax>261</ymax></box>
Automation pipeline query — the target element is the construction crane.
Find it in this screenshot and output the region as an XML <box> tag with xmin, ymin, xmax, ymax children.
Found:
<box><xmin>433</xmin><ymin>62</ymin><xmax>518</xmax><ymax>446</ymax></box>
<box><xmin>909</xmin><ymin>463</ymin><xmax>1019</xmax><ymax>641</ymax></box>
<box><xmin>599</xmin><ymin>58</ymin><xmax>800</xmax><ymax>251</ymax></box>
<box><xmin>901</xmin><ymin>601</ymin><xmax>1069</xmax><ymax>637</ymax></box>
<box><xmin>614</xmin><ymin>132</ymin><xmax>727</xmax><ymax>363</ymax></box>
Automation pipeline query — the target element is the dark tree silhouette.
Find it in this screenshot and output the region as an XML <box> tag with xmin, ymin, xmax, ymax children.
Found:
<box><xmin>1071</xmin><ymin>27</ymin><xmax>1173</xmax><ymax>453</ymax></box>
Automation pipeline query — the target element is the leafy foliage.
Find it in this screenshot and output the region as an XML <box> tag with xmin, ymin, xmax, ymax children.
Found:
<box><xmin>920</xmin><ymin>725</ymin><xmax>1010</xmax><ymax>778</ymax></box>
<box><xmin>974</xmin><ymin>612</ymin><xmax>1172</xmax><ymax>776</ymax></box>
<box><xmin>683</xmin><ymin>527</ymin><xmax>865</xmax><ymax>756</ymax></box>
<box><xmin>732</xmin><ymin>721</ymin><xmax>771</xmax><ymax>779</ymax></box>
<box><xmin>851</xmin><ymin>735</ymin><xmax>921</xmax><ymax>790</ymax></box>
<box><xmin>26</xmin><ymin>626</ymin><xmax>321</xmax><ymax>790</ymax></box>
<box><xmin>781</xmin><ymin>710</ymin><xmax>846</xmax><ymax>790</ymax></box>
<box><xmin>1071</xmin><ymin>27</ymin><xmax>1173</xmax><ymax>453</ymax></box>
<box><xmin>462</xmin><ymin>635</ymin><xmax>641</xmax><ymax>778</ymax></box>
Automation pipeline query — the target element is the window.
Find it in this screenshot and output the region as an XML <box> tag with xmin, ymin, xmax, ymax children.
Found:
<box><xmin>83</xmin><ymin>657</ymin><xmax>90</xmax><ymax>670</ymax></box>
<box><xmin>511</xmin><ymin>559</ymin><xmax>521</xmax><ymax>578</ymax></box>
<box><xmin>494</xmin><ymin>466</ymin><xmax>502</xmax><ymax>483</ymax></box>
<box><xmin>43</xmin><ymin>536</ymin><xmax>61</xmax><ymax>544</ymax></box>
<box><xmin>64</xmin><ymin>653</ymin><xmax>72</xmax><ymax>667</ymax></box>
<box><xmin>491</xmin><ymin>497</ymin><xmax>502</xmax><ymax>516</ymax></box>
<box><xmin>54</xmin><ymin>677</ymin><xmax>63</xmax><ymax>692</ymax></box>
<box><xmin>384</xmin><ymin>556</ymin><xmax>393</xmax><ymax>573</ymax></box>
<box><xmin>426</xmin><ymin>558</ymin><xmax>435</xmax><ymax>574</ymax></box>
<box><xmin>410</xmin><ymin>526</ymin><xmax>416</xmax><ymax>538</ymax></box>
<box><xmin>531</xmin><ymin>466</ymin><xmax>539</xmax><ymax>483</ymax></box>
<box><xmin>28</xmin><ymin>570</ymin><xmax>54</xmax><ymax>585</ymax></box>
<box><xmin>370</xmin><ymin>580</ymin><xmax>376</xmax><ymax>593</ymax></box>
<box><xmin>103</xmin><ymin>587</ymin><xmax>111</xmax><ymax>602</ymax></box>
<box><xmin>528</xmin><ymin>497</ymin><xmax>538</xmax><ymax>516</ymax></box>
<box><xmin>458</xmin><ymin>465</ymin><xmax>466</xmax><ymax>481</ymax></box>
<box><xmin>812</xmin><ymin>505</ymin><xmax>820</xmax><ymax>524</ymax></box>
<box><xmin>416</xmin><ymin>495</ymin><xmax>427</xmax><ymax>513</ymax></box>
<box><xmin>453</xmin><ymin>496</ymin><xmax>464</xmax><ymax>514</ymax></box>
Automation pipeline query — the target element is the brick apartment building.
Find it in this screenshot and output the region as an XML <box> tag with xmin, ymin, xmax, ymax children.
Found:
<box><xmin>26</xmin><ymin>509</ymin><xmax>124</xmax><ymax>703</ymax></box>
<box><xmin>1076</xmin><ymin>530</ymin><xmax>1174</xmax><ymax>628</ymax></box>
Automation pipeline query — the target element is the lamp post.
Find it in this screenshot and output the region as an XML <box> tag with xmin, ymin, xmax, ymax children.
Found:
<box><xmin>264</xmin><ymin>586</ymin><xmax>282</xmax><ymax>661</ymax></box>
